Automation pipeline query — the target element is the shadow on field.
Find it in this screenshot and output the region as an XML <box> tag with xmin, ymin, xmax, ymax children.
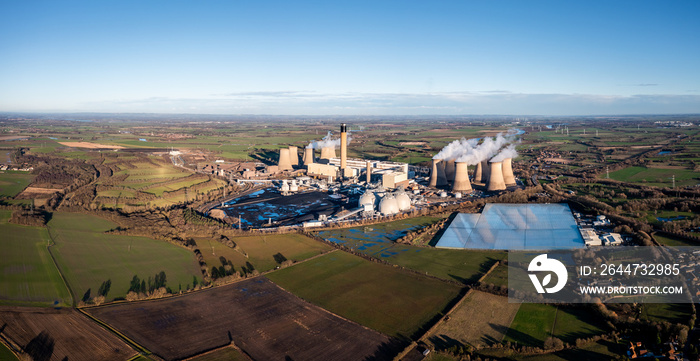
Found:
<box><xmin>363</xmin><ymin>339</ymin><xmax>405</xmax><ymax>361</ymax></box>
<box><xmin>429</xmin><ymin>334</ymin><xmax>464</xmax><ymax>350</ymax></box>
<box><xmin>498</xmin><ymin>323</ymin><xmax>542</xmax><ymax>348</ymax></box>
<box><xmin>428</xmin><ymin>212</ymin><xmax>458</xmax><ymax>247</ymax></box>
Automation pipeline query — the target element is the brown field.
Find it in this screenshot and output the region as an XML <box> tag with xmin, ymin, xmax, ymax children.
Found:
<box><xmin>87</xmin><ymin>277</ymin><xmax>399</xmax><ymax>361</ymax></box>
<box><xmin>19</xmin><ymin>187</ymin><xmax>63</xmax><ymax>195</ymax></box>
<box><xmin>0</xmin><ymin>306</ymin><xmax>137</xmax><ymax>361</ymax></box>
<box><xmin>58</xmin><ymin>142</ymin><xmax>124</xmax><ymax>149</ymax></box>
<box><xmin>427</xmin><ymin>291</ymin><xmax>520</xmax><ymax>349</ymax></box>
<box><xmin>543</xmin><ymin>157</ymin><xmax>572</xmax><ymax>164</ymax></box>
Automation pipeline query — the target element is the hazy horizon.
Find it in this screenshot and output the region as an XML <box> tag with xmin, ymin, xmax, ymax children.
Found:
<box><xmin>2</xmin><ymin>1</ymin><xmax>698</xmax><ymax>115</ymax></box>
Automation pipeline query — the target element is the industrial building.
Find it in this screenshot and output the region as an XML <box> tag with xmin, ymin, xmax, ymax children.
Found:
<box><xmin>436</xmin><ymin>203</ymin><xmax>586</xmax><ymax>250</ymax></box>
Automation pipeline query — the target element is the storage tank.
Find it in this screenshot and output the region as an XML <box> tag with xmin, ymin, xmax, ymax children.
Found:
<box><xmin>487</xmin><ymin>161</ymin><xmax>506</xmax><ymax>191</ymax></box>
<box><xmin>452</xmin><ymin>161</ymin><xmax>472</xmax><ymax>192</ymax></box>
<box><xmin>379</xmin><ymin>195</ymin><xmax>399</xmax><ymax>215</ymax></box>
<box><xmin>358</xmin><ymin>192</ymin><xmax>376</xmax><ymax>208</ymax></box>
<box><xmin>502</xmin><ymin>157</ymin><xmax>516</xmax><ymax>185</ymax></box>
<box><xmin>395</xmin><ymin>191</ymin><xmax>411</xmax><ymax>211</ymax></box>
<box><xmin>288</xmin><ymin>146</ymin><xmax>299</xmax><ymax>166</ymax></box>
<box><xmin>290</xmin><ymin>180</ymin><xmax>298</xmax><ymax>192</ymax></box>
<box><xmin>278</xmin><ymin>148</ymin><xmax>293</xmax><ymax>171</ymax></box>
<box><xmin>280</xmin><ymin>180</ymin><xmax>290</xmax><ymax>192</ymax></box>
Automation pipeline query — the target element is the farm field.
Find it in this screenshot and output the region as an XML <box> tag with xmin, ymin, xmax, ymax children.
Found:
<box><xmin>653</xmin><ymin>233</ymin><xmax>698</xmax><ymax>247</ymax></box>
<box><xmin>0</xmin><ymin>211</ymin><xmax>72</xmax><ymax>307</ymax></box>
<box><xmin>0</xmin><ymin>171</ymin><xmax>33</xmax><ymax>197</ymax></box>
<box><xmin>504</xmin><ymin>304</ymin><xmax>607</xmax><ymax>347</ymax></box>
<box><xmin>640</xmin><ymin>303</ymin><xmax>693</xmax><ymax>325</ymax></box>
<box><xmin>87</xmin><ymin>277</ymin><xmax>396</xmax><ymax>361</ymax></box>
<box><xmin>47</xmin><ymin>212</ymin><xmax>202</xmax><ymax>301</ymax></box>
<box><xmin>316</xmin><ymin>216</ymin><xmax>504</xmax><ymax>284</ymax></box>
<box><xmin>428</xmin><ymin>291</ymin><xmax>520</xmax><ymax>349</ymax></box>
<box><xmin>0</xmin><ymin>340</ymin><xmax>19</xmax><ymax>361</ymax></box>
<box><xmin>186</xmin><ymin>346</ymin><xmax>249</xmax><ymax>361</ymax></box>
<box><xmin>516</xmin><ymin>339</ymin><xmax>623</xmax><ymax>361</ymax></box>
<box><xmin>606</xmin><ymin>166</ymin><xmax>699</xmax><ymax>187</ymax></box>
<box><xmin>0</xmin><ymin>306</ymin><xmax>138</xmax><ymax>361</ymax></box>
<box><xmin>199</xmin><ymin>233</ymin><xmax>332</xmax><ymax>275</ymax></box>
<box><xmin>266</xmin><ymin>251</ymin><xmax>463</xmax><ymax>339</ymax></box>
<box><xmin>481</xmin><ymin>262</ymin><xmax>509</xmax><ymax>286</ymax></box>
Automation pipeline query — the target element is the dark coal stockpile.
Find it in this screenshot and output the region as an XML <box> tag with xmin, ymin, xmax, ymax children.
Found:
<box><xmin>221</xmin><ymin>187</ymin><xmax>345</xmax><ymax>227</ymax></box>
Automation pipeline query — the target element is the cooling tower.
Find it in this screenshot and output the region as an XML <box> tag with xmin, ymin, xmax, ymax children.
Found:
<box><xmin>303</xmin><ymin>147</ymin><xmax>314</xmax><ymax>166</ymax></box>
<box><xmin>340</xmin><ymin>123</ymin><xmax>347</xmax><ymax>171</ymax></box>
<box><xmin>366</xmin><ymin>160</ymin><xmax>371</xmax><ymax>184</ymax></box>
<box><xmin>478</xmin><ymin>160</ymin><xmax>491</xmax><ymax>184</ymax></box>
<box><xmin>502</xmin><ymin>157</ymin><xmax>516</xmax><ymax>185</ymax></box>
<box><xmin>444</xmin><ymin>159</ymin><xmax>456</xmax><ymax>185</ymax></box>
<box><xmin>429</xmin><ymin>159</ymin><xmax>439</xmax><ymax>187</ymax></box>
<box><xmin>474</xmin><ymin>162</ymin><xmax>483</xmax><ymax>183</ymax></box>
<box><xmin>288</xmin><ymin>146</ymin><xmax>299</xmax><ymax>166</ymax></box>
<box><xmin>452</xmin><ymin>162</ymin><xmax>472</xmax><ymax>192</ymax></box>
<box><xmin>487</xmin><ymin>161</ymin><xmax>506</xmax><ymax>191</ymax></box>
<box><xmin>436</xmin><ymin>160</ymin><xmax>448</xmax><ymax>186</ymax></box>
<box><xmin>278</xmin><ymin>148</ymin><xmax>293</xmax><ymax>171</ymax></box>
<box><xmin>320</xmin><ymin>146</ymin><xmax>336</xmax><ymax>160</ymax></box>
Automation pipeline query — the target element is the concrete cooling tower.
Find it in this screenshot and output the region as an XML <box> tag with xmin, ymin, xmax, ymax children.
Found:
<box><xmin>320</xmin><ymin>146</ymin><xmax>336</xmax><ymax>160</ymax></box>
<box><xmin>502</xmin><ymin>157</ymin><xmax>516</xmax><ymax>185</ymax></box>
<box><xmin>429</xmin><ymin>159</ymin><xmax>439</xmax><ymax>187</ymax></box>
<box><xmin>303</xmin><ymin>147</ymin><xmax>314</xmax><ymax>166</ymax></box>
<box><xmin>436</xmin><ymin>160</ymin><xmax>448</xmax><ymax>187</ymax></box>
<box><xmin>478</xmin><ymin>160</ymin><xmax>491</xmax><ymax>184</ymax></box>
<box><xmin>487</xmin><ymin>161</ymin><xmax>506</xmax><ymax>191</ymax></box>
<box><xmin>278</xmin><ymin>148</ymin><xmax>293</xmax><ymax>171</ymax></box>
<box><xmin>444</xmin><ymin>160</ymin><xmax>456</xmax><ymax>185</ymax></box>
<box><xmin>452</xmin><ymin>162</ymin><xmax>472</xmax><ymax>192</ymax></box>
<box><xmin>288</xmin><ymin>146</ymin><xmax>299</xmax><ymax>166</ymax></box>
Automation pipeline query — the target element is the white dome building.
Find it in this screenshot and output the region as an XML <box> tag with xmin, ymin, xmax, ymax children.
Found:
<box><xmin>280</xmin><ymin>180</ymin><xmax>290</xmax><ymax>192</ymax></box>
<box><xmin>395</xmin><ymin>191</ymin><xmax>411</xmax><ymax>211</ymax></box>
<box><xmin>358</xmin><ymin>192</ymin><xmax>376</xmax><ymax>208</ymax></box>
<box><xmin>379</xmin><ymin>195</ymin><xmax>399</xmax><ymax>216</ymax></box>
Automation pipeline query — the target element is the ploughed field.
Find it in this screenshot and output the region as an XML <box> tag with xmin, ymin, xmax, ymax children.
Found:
<box><xmin>86</xmin><ymin>277</ymin><xmax>398</xmax><ymax>361</ymax></box>
<box><xmin>0</xmin><ymin>306</ymin><xmax>137</xmax><ymax>361</ymax></box>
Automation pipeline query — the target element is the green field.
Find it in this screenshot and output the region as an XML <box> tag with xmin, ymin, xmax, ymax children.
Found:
<box><xmin>0</xmin><ymin>210</ymin><xmax>72</xmax><ymax>306</ymax></box>
<box><xmin>48</xmin><ymin>213</ymin><xmax>203</xmax><ymax>301</ymax></box>
<box><xmin>200</xmin><ymin>233</ymin><xmax>331</xmax><ymax>274</ymax></box>
<box><xmin>517</xmin><ymin>339</ymin><xmax>622</xmax><ymax>361</ymax></box>
<box><xmin>481</xmin><ymin>262</ymin><xmax>509</xmax><ymax>286</ymax></box>
<box><xmin>0</xmin><ymin>171</ymin><xmax>33</xmax><ymax>197</ymax></box>
<box><xmin>317</xmin><ymin>218</ymin><xmax>504</xmax><ymax>284</ymax></box>
<box><xmin>267</xmin><ymin>251</ymin><xmax>462</xmax><ymax>339</ymax></box>
<box><xmin>504</xmin><ymin>304</ymin><xmax>606</xmax><ymax>347</ymax></box>
<box><xmin>640</xmin><ymin>303</ymin><xmax>693</xmax><ymax>325</ymax></box>
<box><xmin>0</xmin><ymin>342</ymin><xmax>19</xmax><ymax>361</ymax></box>
<box><xmin>607</xmin><ymin>166</ymin><xmax>699</xmax><ymax>187</ymax></box>
<box><xmin>653</xmin><ymin>233</ymin><xmax>698</xmax><ymax>247</ymax></box>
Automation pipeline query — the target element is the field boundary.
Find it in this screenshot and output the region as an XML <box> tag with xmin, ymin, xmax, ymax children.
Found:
<box><xmin>77</xmin><ymin>308</ymin><xmax>153</xmax><ymax>356</ymax></box>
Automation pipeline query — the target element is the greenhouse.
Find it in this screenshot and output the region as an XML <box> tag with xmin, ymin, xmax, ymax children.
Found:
<box><xmin>435</xmin><ymin>203</ymin><xmax>585</xmax><ymax>250</ymax></box>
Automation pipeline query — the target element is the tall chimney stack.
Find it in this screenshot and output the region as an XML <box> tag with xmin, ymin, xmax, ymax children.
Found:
<box><xmin>502</xmin><ymin>157</ymin><xmax>516</xmax><ymax>185</ymax></box>
<box><xmin>452</xmin><ymin>162</ymin><xmax>472</xmax><ymax>192</ymax></box>
<box><xmin>303</xmin><ymin>147</ymin><xmax>314</xmax><ymax>167</ymax></box>
<box><xmin>340</xmin><ymin>123</ymin><xmax>347</xmax><ymax>172</ymax></box>
<box><xmin>487</xmin><ymin>161</ymin><xmax>506</xmax><ymax>191</ymax></box>
<box><xmin>278</xmin><ymin>148</ymin><xmax>293</xmax><ymax>171</ymax></box>
<box><xmin>288</xmin><ymin>146</ymin><xmax>299</xmax><ymax>166</ymax></box>
<box><xmin>444</xmin><ymin>159</ymin><xmax>456</xmax><ymax>185</ymax></box>
<box><xmin>366</xmin><ymin>160</ymin><xmax>371</xmax><ymax>184</ymax></box>
<box><xmin>429</xmin><ymin>159</ymin><xmax>439</xmax><ymax>187</ymax></box>
<box><xmin>436</xmin><ymin>160</ymin><xmax>448</xmax><ymax>186</ymax></box>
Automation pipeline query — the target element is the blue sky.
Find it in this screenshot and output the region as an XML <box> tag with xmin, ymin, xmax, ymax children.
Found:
<box><xmin>1</xmin><ymin>1</ymin><xmax>698</xmax><ymax>115</ymax></box>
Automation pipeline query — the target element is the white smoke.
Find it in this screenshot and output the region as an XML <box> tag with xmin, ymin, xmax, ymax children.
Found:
<box><xmin>307</xmin><ymin>130</ymin><xmax>352</xmax><ymax>149</ymax></box>
<box><xmin>490</xmin><ymin>143</ymin><xmax>519</xmax><ymax>162</ymax></box>
<box><xmin>429</xmin><ymin>129</ymin><xmax>520</xmax><ymax>165</ymax></box>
